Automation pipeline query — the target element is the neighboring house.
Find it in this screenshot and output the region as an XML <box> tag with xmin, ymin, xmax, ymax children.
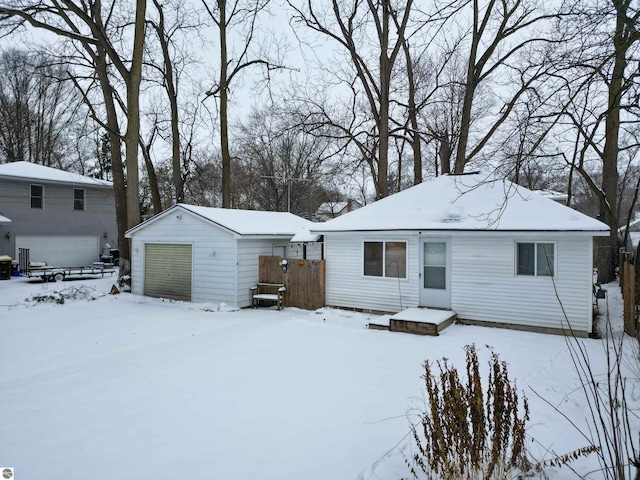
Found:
<box><xmin>532</xmin><ymin>189</ymin><xmax>568</xmax><ymax>204</ymax></box>
<box><xmin>0</xmin><ymin>161</ymin><xmax>117</xmax><ymax>266</ymax></box>
<box><xmin>308</xmin><ymin>172</ymin><xmax>608</xmax><ymax>337</ymax></box>
<box><xmin>314</xmin><ymin>199</ymin><xmax>362</xmax><ymax>221</ymax></box>
<box><xmin>125</xmin><ymin>204</ymin><xmax>311</xmax><ymax>305</ymax></box>
<box><xmin>618</xmin><ymin>216</ymin><xmax>640</xmax><ymax>251</ymax></box>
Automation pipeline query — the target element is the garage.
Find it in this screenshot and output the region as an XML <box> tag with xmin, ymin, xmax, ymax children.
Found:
<box><xmin>16</xmin><ymin>235</ymin><xmax>100</xmax><ymax>267</ymax></box>
<box><xmin>143</xmin><ymin>243</ymin><xmax>193</xmax><ymax>301</ymax></box>
<box><xmin>126</xmin><ymin>204</ymin><xmax>311</xmax><ymax>306</ymax></box>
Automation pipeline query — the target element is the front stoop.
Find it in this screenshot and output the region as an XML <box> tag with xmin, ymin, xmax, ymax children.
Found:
<box><xmin>369</xmin><ymin>308</ymin><xmax>456</xmax><ymax>336</ymax></box>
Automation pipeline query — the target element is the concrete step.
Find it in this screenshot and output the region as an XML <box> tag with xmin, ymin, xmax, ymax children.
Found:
<box><xmin>369</xmin><ymin>308</ymin><xmax>456</xmax><ymax>336</ymax></box>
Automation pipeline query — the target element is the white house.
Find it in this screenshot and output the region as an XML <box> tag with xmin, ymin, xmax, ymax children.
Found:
<box><xmin>125</xmin><ymin>204</ymin><xmax>310</xmax><ymax>305</ymax></box>
<box><xmin>309</xmin><ymin>172</ymin><xmax>609</xmax><ymax>337</ymax></box>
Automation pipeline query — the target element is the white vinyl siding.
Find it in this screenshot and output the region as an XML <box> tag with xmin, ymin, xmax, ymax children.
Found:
<box><xmin>129</xmin><ymin>211</ymin><xmax>237</xmax><ymax>304</ymax></box>
<box><xmin>144</xmin><ymin>244</ymin><xmax>192</xmax><ymax>301</ymax></box>
<box><xmin>451</xmin><ymin>235</ymin><xmax>592</xmax><ymax>333</ymax></box>
<box><xmin>325</xmin><ymin>233</ymin><xmax>418</xmax><ymax>312</ymax></box>
<box><xmin>324</xmin><ymin>231</ymin><xmax>593</xmax><ymax>334</ymax></box>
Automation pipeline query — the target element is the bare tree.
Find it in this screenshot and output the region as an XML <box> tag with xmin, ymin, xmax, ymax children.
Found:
<box><xmin>289</xmin><ymin>0</ymin><xmax>415</xmax><ymax>200</ymax></box>
<box><xmin>201</xmin><ymin>0</ymin><xmax>285</xmax><ymax>208</ymax></box>
<box><xmin>439</xmin><ymin>0</ymin><xmax>560</xmax><ymax>173</ymax></box>
<box><xmin>0</xmin><ymin>0</ymin><xmax>148</xmax><ymax>273</ymax></box>
<box><xmin>0</xmin><ymin>48</ymin><xmax>86</xmax><ymax>167</ymax></box>
<box><xmin>234</xmin><ymin>106</ymin><xmax>335</xmax><ymax>216</ymax></box>
<box><xmin>550</xmin><ymin>0</ymin><xmax>640</xmax><ymax>281</ymax></box>
<box><xmin>146</xmin><ymin>0</ymin><xmax>204</xmax><ymax>205</ymax></box>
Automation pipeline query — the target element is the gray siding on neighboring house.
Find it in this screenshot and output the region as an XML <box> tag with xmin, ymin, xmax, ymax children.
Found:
<box><xmin>0</xmin><ymin>177</ymin><xmax>117</xmax><ymax>260</ymax></box>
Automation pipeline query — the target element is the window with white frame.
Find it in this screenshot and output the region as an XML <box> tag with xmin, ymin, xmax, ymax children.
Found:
<box><xmin>516</xmin><ymin>242</ymin><xmax>555</xmax><ymax>276</ymax></box>
<box><xmin>364</xmin><ymin>241</ymin><xmax>407</xmax><ymax>278</ymax></box>
<box><xmin>74</xmin><ymin>188</ymin><xmax>85</xmax><ymax>211</ymax></box>
<box><xmin>30</xmin><ymin>184</ymin><xmax>43</xmax><ymax>209</ymax></box>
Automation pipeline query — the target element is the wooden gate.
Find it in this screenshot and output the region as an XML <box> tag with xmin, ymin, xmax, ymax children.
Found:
<box><xmin>258</xmin><ymin>256</ymin><xmax>325</xmax><ymax>310</ymax></box>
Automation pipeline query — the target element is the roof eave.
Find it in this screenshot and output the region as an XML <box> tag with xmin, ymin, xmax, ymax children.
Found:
<box><xmin>0</xmin><ymin>173</ymin><xmax>113</xmax><ymax>188</ymax></box>
<box><xmin>311</xmin><ymin>228</ymin><xmax>611</xmax><ymax>235</ymax></box>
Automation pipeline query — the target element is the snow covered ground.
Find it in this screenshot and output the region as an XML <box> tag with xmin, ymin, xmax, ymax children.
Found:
<box><xmin>0</xmin><ymin>273</ymin><xmax>637</xmax><ymax>479</ymax></box>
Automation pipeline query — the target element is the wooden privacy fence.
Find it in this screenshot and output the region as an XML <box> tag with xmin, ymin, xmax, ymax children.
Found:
<box><xmin>258</xmin><ymin>256</ymin><xmax>325</xmax><ymax>310</ymax></box>
<box><xmin>622</xmin><ymin>260</ymin><xmax>638</xmax><ymax>337</ymax></box>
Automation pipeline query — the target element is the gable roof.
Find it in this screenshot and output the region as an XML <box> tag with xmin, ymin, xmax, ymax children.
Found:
<box><xmin>312</xmin><ymin>172</ymin><xmax>609</xmax><ymax>233</ymax></box>
<box><xmin>618</xmin><ymin>216</ymin><xmax>640</xmax><ymax>233</ymax></box>
<box><xmin>0</xmin><ymin>213</ymin><xmax>10</xmax><ymax>223</ymax></box>
<box><xmin>314</xmin><ymin>200</ymin><xmax>362</xmax><ymax>221</ymax></box>
<box><xmin>126</xmin><ymin>204</ymin><xmax>311</xmax><ymax>237</ymax></box>
<box><xmin>0</xmin><ymin>161</ymin><xmax>112</xmax><ymax>187</ymax></box>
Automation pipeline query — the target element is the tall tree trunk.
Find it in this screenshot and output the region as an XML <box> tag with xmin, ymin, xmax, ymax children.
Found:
<box><xmin>454</xmin><ymin>0</ymin><xmax>480</xmax><ymax>174</ymax></box>
<box><xmin>95</xmin><ymin>48</ymin><xmax>128</xmax><ymax>268</ymax></box>
<box><xmin>439</xmin><ymin>135</ymin><xmax>452</xmax><ymax>175</ymax></box>
<box><xmin>141</xmin><ymin>131</ymin><xmax>163</xmax><ymax>214</ymax></box>
<box><xmin>402</xmin><ymin>35</ymin><xmax>421</xmax><ymax>185</ymax></box>
<box><xmin>153</xmin><ymin>0</ymin><xmax>183</xmax><ymax>204</ymax></box>
<box><xmin>596</xmin><ymin>1</ymin><xmax>626</xmax><ymax>282</ymax></box>
<box><xmin>219</xmin><ymin>0</ymin><xmax>231</xmax><ymax>208</ymax></box>
<box><xmin>121</xmin><ymin>0</ymin><xmax>146</xmax><ymax>273</ymax></box>
<box><xmin>376</xmin><ymin>0</ymin><xmax>392</xmax><ymax>199</ymax></box>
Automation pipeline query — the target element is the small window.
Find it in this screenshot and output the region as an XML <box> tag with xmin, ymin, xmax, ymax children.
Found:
<box><xmin>30</xmin><ymin>184</ymin><xmax>43</xmax><ymax>209</ymax></box>
<box><xmin>364</xmin><ymin>242</ymin><xmax>383</xmax><ymax>276</ymax></box>
<box><xmin>517</xmin><ymin>242</ymin><xmax>554</xmax><ymax>276</ymax></box>
<box><xmin>74</xmin><ymin>188</ymin><xmax>85</xmax><ymax>211</ymax></box>
<box><xmin>364</xmin><ymin>241</ymin><xmax>406</xmax><ymax>278</ymax></box>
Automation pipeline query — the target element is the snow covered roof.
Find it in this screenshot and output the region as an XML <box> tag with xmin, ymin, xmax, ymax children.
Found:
<box><xmin>0</xmin><ymin>214</ymin><xmax>10</xmax><ymax>223</ymax></box>
<box><xmin>312</xmin><ymin>172</ymin><xmax>609</xmax><ymax>234</ymax></box>
<box><xmin>291</xmin><ymin>225</ymin><xmax>322</xmax><ymax>243</ymax></box>
<box><xmin>126</xmin><ymin>204</ymin><xmax>312</xmax><ymax>237</ymax></box>
<box><xmin>0</xmin><ymin>161</ymin><xmax>112</xmax><ymax>187</ymax></box>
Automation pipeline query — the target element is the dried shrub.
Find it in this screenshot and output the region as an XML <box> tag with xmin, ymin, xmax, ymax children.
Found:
<box><xmin>406</xmin><ymin>344</ymin><xmax>596</xmax><ymax>480</ymax></box>
<box><xmin>406</xmin><ymin>344</ymin><xmax>530</xmax><ymax>480</ymax></box>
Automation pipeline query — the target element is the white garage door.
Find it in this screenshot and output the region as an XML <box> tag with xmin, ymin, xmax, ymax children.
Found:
<box><xmin>144</xmin><ymin>243</ymin><xmax>192</xmax><ymax>301</ymax></box>
<box><xmin>16</xmin><ymin>235</ymin><xmax>100</xmax><ymax>267</ymax></box>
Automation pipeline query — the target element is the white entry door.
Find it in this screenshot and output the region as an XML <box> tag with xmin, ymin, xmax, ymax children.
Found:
<box><xmin>419</xmin><ymin>239</ymin><xmax>450</xmax><ymax>309</ymax></box>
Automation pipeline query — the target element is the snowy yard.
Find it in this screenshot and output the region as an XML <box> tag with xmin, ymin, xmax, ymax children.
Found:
<box><xmin>0</xmin><ymin>273</ymin><xmax>636</xmax><ymax>479</ymax></box>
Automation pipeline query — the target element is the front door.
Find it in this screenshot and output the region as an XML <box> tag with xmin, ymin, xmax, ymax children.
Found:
<box><xmin>419</xmin><ymin>239</ymin><xmax>450</xmax><ymax>309</ymax></box>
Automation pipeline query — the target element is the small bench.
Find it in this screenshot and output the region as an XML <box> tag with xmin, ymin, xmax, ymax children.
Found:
<box><xmin>251</xmin><ymin>282</ymin><xmax>286</xmax><ymax>310</ymax></box>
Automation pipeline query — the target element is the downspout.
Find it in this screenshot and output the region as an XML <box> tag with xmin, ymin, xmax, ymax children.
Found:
<box><xmin>234</xmin><ymin>240</ymin><xmax>239</xmax><ymax>307</ymax></box>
